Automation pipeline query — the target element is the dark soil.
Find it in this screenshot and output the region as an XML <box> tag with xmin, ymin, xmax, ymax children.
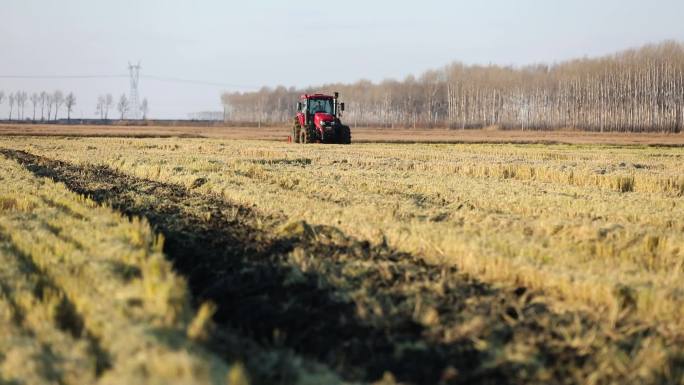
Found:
<box><xmin>1</xmin><ymin>148</ymin><xmax>663</xmax><ymax>385</ymax></box>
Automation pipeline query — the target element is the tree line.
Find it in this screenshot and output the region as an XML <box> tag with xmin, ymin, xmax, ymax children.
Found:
<box><xmin>0</xmin><ymin>90</ymin><xmax>77</xmax><ymax>121</ymax></box>
<box><xmin>94</xmin><ymin>94</ymin><xmax>148</xmax><ymax>120</ymax></box>
<box><xmin>0</xmin><ymin>91</ymin><xmax>149</xmax><ymax>121</ymax></box>
<box><xmin>222</xmin><ymin>41</ymin><xmax>684</xmax><ymax>132</ymax></box>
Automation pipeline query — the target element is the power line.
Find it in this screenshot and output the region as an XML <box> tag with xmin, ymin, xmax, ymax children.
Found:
<box><xmin>142</xmin><ymin>75</ymin><xmax>259</xmax><ymax>89</ymax></box>
<box><xmin>0</xmin><ymin>74</ymin><xmax>127</xmax><ymax>79</ymax></box>
<box><xmin>0</xmin><ymin>73</ymin><xmax>260</xmax><ymax>89</ymax></box>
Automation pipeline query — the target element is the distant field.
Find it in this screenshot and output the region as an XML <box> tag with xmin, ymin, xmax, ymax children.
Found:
<box><xmin>1</xmin><ymin>123</ymin><xmax>684</xmax><ymax>145</ymax></box>
<box><xmin>0</xmin><ymin>136</ymin><xmax>682</xmax><ymax>384</ymax></box>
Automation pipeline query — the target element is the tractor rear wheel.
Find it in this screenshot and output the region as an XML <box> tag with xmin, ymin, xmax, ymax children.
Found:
<box><xmin>292</xmin><ymin>119</ymin><xmax>301</xmax><ymax>143</ymax></box>
<box><xmin>292</xmin><ymin>125</ymin><xmax>300</xmax><ymax>143</ymax></box>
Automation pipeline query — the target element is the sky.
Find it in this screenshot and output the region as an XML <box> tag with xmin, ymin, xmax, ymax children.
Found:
<box><xmin>1</xmin><ymin>0</ymin><xmax>683</xmax><ymax>119</ymax></box>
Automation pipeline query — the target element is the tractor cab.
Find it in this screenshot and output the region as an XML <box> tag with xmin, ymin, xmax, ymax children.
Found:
<box><xmin>296</xmin><ymin>94</ymin><xmax>343</xmax><ymax>127</ymax></box>
<box><xmin>307</xmin><ymin>98</ymin><xmax>334</xmax><ymax>114</ymax></box>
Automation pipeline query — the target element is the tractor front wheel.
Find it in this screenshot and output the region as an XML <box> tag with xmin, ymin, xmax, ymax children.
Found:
<box><xmin>321</xmin><ymin>129</ymin><xmax>332</xmax><ymax>144</ymax></box>
<box><xmin>300</xmin><ymin>125</ymin><xmax>316</xmax><ymax>143</ymax></box>
<box><xmin>337</xmin><ymin>125</ymin><xmax>351</xmax><ymax>144</ymax></box>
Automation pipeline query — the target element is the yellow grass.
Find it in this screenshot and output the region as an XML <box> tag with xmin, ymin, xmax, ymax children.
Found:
<box><xmin>0</xmin><ymin>155</ymin><xmax>238</xmax><ymax>385</ymax></box>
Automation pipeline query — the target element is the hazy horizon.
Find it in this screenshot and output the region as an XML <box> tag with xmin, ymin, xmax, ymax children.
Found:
<box><xmin>2</xmin><ymin>0</ymin><xmax>683</xmax><ymax>119</ymax></box>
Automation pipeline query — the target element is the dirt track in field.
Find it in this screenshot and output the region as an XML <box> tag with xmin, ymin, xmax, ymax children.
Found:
<box><xmin>0</xmin><ymin>148</ymin><xmax>667</xmax><ymax>385</ymax></box>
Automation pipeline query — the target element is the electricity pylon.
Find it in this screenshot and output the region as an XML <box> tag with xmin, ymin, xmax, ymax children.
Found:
<box><xmin>128</xmin><ymin>61</ymin><xmax>141</xmax><ymax>119</ymax></box>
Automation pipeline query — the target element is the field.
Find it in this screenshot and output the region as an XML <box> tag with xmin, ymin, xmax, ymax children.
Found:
<box><xmin>0</xmin><ymin>132</ymin><xmax>683</xmax><ymax>384</ymax></box>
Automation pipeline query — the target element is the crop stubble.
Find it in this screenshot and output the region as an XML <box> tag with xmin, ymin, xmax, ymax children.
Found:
<box><xmin>1</xmin><ymin>148</ymin><xmax>680</xmax><ymax>385</ymax></box>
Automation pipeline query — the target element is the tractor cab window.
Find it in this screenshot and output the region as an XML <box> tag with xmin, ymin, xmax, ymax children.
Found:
<box><xmin>308</xmin><ymin>99</ymin><xmax>334</xmax><ymax>115</ymax></box>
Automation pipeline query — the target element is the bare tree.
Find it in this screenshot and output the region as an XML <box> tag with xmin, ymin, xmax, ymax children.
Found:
<box><xmin>53</xmin><ymin>90</ymin><xmax>64</xmax><ymax>121</ymax></box>
<box><xmin>140</xmin><ymin>98</ymin><xmax>149</xmax><ymax>120</ymax></box>
<box><xmin>45</xmin><ymin>94</ymin><xmax>53</xmax><ymax>122</ymax></box>
<box><xmin>0</xmin><ymin>91</ymin><xmax>4</xmax><ymax>110</ymax></box>
<box><xmin>65</xmin><ymin>92</ymin><xmax>76</xmax><ymax>121</ymax></box>
<box><xmin>40</xmin><ymin>91</ymin><xmax>48</xmax><ymax>121</ymax></box>
<box><xmin>8</xmin><ymin>93</ymin><xmax>15</xmax><ymax>121</ymax></box>
<box><xmin>105</xmin><ymin>94</ymin><xmax>113</xmax><ymax>120</ymax></box>
<box><xmin>221</xmin><ymin>93</ymin><xmax>230</xmax><ymax>121</ymax></box>
<box><xmin>16</xmin><ymin>91</ymin><xmax>27</xmax><ymax>120</ymax></box>
<box><xmin>95</xmin><ymin>95</ymin><xmax>105</xmax><ymax>120</ymax></box>
<box><xmin>117</xmin><ymin>94</ymin><xmax>129</xmax><ymax>120</ymax></box>
<box><xmin>30</xmin><ymin>93</ymin><xmax>40</xmax><ymax>121</ymax></box>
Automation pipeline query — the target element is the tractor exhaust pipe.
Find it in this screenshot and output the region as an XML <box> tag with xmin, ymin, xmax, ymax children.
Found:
<box><xmin>334</xmin><ymin>91</ymin><xmax>340</xmax><ymax>116</ymax></box>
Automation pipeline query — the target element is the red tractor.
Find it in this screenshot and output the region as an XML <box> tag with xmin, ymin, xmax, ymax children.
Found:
<box><xmin>292</xmin><ymin>92</ymin><xmax>351</xmax><ymax>144</ymax></box>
